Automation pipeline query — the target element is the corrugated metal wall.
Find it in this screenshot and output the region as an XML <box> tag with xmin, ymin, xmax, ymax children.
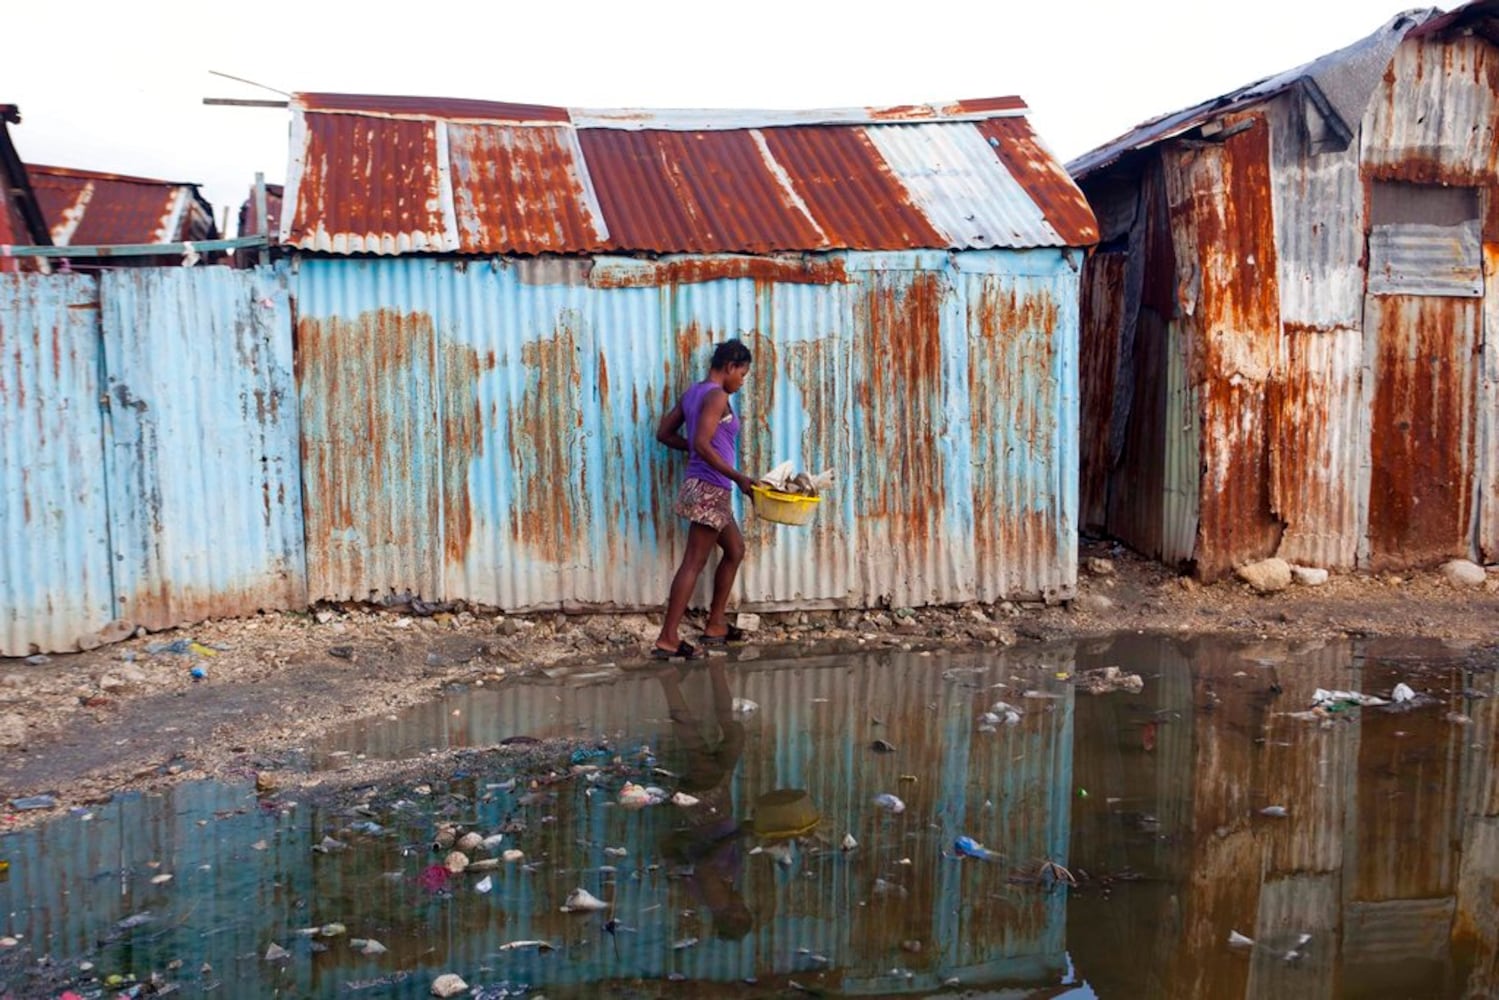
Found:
<box><xmin>295</xmin><ymin>250</ymin><xmax>1080</xmax><ymax>611</ymax></box>
<box><xmin>0</xmin><ymin>274</ymin><xmax>114</xmax><ymax>656</ymax></box>
<box><xmin>0</xmin><ymin>267</ymin><xmax>304</xmax><ymax>654</ymax></box>
<box><xmin>1078</xmin><ymin>30</ymin><xmax>1499</xmax><ymax>576</ymax></box>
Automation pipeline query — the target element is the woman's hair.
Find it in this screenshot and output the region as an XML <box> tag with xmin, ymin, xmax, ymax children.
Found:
<box><xmin>710</xmin><ymin>339</ymin><xmax>753</xmax><ymax>371</ymax></box>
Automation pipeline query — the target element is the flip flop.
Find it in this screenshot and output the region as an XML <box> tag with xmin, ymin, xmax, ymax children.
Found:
<box><xmin>650</xmin><ymin>640</ymin><xmax>704</xmax><ymax>660</ymax></box>
<box><xmin>700</xmin><ymin>624</ymin><xmax>748</xmax><ymax>646</ymax></box>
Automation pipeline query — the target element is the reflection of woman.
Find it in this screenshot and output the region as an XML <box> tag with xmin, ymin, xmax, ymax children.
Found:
<box><xmin>657</xmin><ymin>661</ymin><xmax>752</xmax><ymax>940</ymax></box>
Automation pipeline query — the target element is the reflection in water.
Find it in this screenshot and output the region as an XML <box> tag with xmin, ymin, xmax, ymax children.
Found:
<box><xmin>0</xmin><ymin>636</ymin><xmax>1494</xmax><ymax>998</ymax></box>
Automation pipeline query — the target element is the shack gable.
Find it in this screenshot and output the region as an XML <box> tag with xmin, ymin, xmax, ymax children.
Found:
<box><xmin>27</xmin><ymin>164</ymin><xmax>217</xmax><ymax>247</ymax></box>
<box><xmin>281</xmin><ymin>93</ymin><xmax>1097</xmax><ymax>256</ymax></box>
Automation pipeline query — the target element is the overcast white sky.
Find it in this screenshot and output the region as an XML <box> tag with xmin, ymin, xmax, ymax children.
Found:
<box><xmin>4</xmin><ymin>0</ymin><xmax>1451</xmax><ymax>237</ymax></box>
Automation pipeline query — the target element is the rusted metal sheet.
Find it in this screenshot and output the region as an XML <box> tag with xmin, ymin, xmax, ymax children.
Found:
<box><xmin>1078</xmin><ymin>252</ymin><xmax>1126</xmax><ymax>531</ymax></box>
<box><xmin>1362</xmin><ymin>34</ymin><xmax>1499</xmax><ymax>187</ymax></box>
<box><xmin>0</xmin><ymin>273</ymin><xmax>113</xmax><ymax>655</ymax></box>
<box><xmin>1</xmin><ymin>106</ymin><xmax>50</xmax><ymax>273</ymax></box>
<box><xmin>99</xmin><ymin>267</ymin><xmax>305</xmax><ymax>629</ymax></box>
<box><xmin>295</xmin><ymin>249</ymin><xmax>1080</xmax><ymax>610</ymax></box>
<box><xmin>1270</xmin><ymin>328</ymin><xmax>1365</xmax><ymax>569</ymax></box>
<box><xmin>1162</xmin><ymin>118</ymin><xmax>1283</xmax><ymax>580</ymax></box>
<box><xmin>28</xmin><ymin>164</ymin><xmax>215</xmax><ymax>248</ymax></box>
<box><xmin>1483</xmin><ymin>244</ymin><xmax>1499</xmax><ymax>562</ymax></box>
<box><xmin>1365</xmin><ymin>295</ymin><xmax>1480</xmax><ymax>569</ymax></box>
<box><xmin>1368</xmin><ymin>221</ymin><xmax>1483</xmax><ymax>298</ymax></box>
<box><xmin>282</xmin><ymin>93</ymin><xmax>1097</xmax><ymax>256</ymax></box>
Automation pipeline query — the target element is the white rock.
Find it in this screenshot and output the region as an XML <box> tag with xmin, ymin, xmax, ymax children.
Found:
<box><xmin>1237</xmin><ymin>558</ymin><xmax>1292</xmax><ymax>594</ymax></box>
<box><xmin>443</xmin><ymin>851</ymin><xmax>469</xmax><ymax>873</ymax></box>
<box><xmin>502</xmin><ymin>849</ymin><xmax>525</xmax><ymax>863</ymax></box>
<box><xmin>1291</xmin><ymin>565</ymin><xmax>1329</xmax><ymax>587</ymax></box>
<box><xmin>735</xmin><ymin>612</ymin><xmax>762</xmax><ymax>633</ymax></box>
<box><xmin>670</xmin><ymin>792</ymin><xmax>700</xmax><ymax>807</ymax></box>
<box><xmin>1443</xmin><ymin>559</ymin><xmax>1487</xmax><ymax>588</ymax></box>
<box><xmin>841</xmin><ymin>833</ymin><xmax>858</xmax><ymax>851</ymax></box>
<box><xmin>560</xmin><ymin>887</ymin><xmax>609</xmax><ymax>912</ymax></box>
<box><xmin>431</xmin><ymin>973</ymin><xmax>469</xmax><ymax>997</ymax></box>
<box><xmin>1392</xmin><ymin>682</ymin><xmax>1416</xmax><ymax>703</ymax></box>
<box><xmin>456</xmin><ymin>832</ymin><xmax>483</xmax><ymax>853</ymax></box>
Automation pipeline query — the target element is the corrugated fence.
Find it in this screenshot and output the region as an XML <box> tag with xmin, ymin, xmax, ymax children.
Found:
<box><xmin>1</xmin><ymin>268</ymin><xmax>303</xmax><ymax>656</ymax></box>
<box><xmin>2</xmin><ymin>252</ymin><xmax>1079</xmax><ymax>653</ymax></box>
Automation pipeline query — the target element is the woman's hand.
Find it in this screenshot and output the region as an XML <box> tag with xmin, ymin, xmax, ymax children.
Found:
<box><xmin>735</xmin><ymin>473</ymin><xmax>756</xmax><ymax>496</ymax></box>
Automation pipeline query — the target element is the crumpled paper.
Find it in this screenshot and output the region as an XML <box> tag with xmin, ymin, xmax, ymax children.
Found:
<box><xmin>759</xmin><ymin>460</ymin><xmax>835</xmax><ymax>497</ymax></box>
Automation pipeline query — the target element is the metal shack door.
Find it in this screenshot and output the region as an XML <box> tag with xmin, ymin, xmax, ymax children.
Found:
<box><xmin>1362</xmin><ymin>183</ymin><xmax>1483</xmax><ymax>569</ymax></box>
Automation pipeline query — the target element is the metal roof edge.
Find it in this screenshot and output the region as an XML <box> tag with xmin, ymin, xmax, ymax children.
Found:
<box><xmin>1067</xmin><ymin>7</ymin><xmax>1441</xmax><ymax>180</ymax></box>
<box><xmin>0</xmin><ymin>109</ymin><xmax>53</xmax><ymax>246</ymax></box>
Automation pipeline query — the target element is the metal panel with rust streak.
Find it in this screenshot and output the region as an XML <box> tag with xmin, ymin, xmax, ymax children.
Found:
<box><xmin>1364</xmin><ymin>295</ymin><xmax>1481</xmax><ymax>569</ymax></box>
<box><xmin>295</xmin><ymin>250</ymin><xmax>1080</xmax><ymax>610</ymax></box>
<box><xmin>1162</xmin><ymin>117</ymin><xmax>1284</xmax><ymax>580</ymax></box>
<box><xmin>1362</xmin><ymin>34</ymin><xmax>1499</xmax><ymax>188</ymax></box>
<box><xmin>100</xmin><ymin>267</ymin><xmax>305</xmax><ymax>629</ymax></box>
<box><xmin>1078</xmin><ymin>251</ymin><xmax>1126</xmax><ymax>532</ymax></box>
<box><xmin>1483</xmin><ymin>242</ymin><xmax>1499</xmax><ymax>562</ymax></box>
<box><xmin>0</xmin><ymin>273</ymin><xmax>113</xmax><ymax>655</ymax></box>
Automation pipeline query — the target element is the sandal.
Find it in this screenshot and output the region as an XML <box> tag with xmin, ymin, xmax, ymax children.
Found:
<box><xmin>651</xmin><ymin>640</ymin><xmax>704</xmax><ymax>660</ymax></box>
<box><xmin>700</xmin><ymin>624</ymin><xmax>748</xmax><ymax>646</ymax></box>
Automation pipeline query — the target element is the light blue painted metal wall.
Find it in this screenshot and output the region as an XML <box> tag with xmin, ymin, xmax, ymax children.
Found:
<box><xmin>0</xmin><ymin>274</ymin><xmax>114</xmax><ymax>656</ymax></box>
<box><xmin>0</xmin><ymin>266</ymin><xmax>304</xmax><ymax>654</ymax></box>
<box><xmin>294</xmin><ymin>249</ymin><xmax>1080</xmax><ymax>611</ymax></box>
<box><xmin>100</xmin><ymin>267</ymin><xmax>305</xmax><ymax>629</ymax></box>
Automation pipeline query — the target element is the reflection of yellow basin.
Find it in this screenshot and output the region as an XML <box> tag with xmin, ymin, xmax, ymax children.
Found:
<box><xmin>752</xmin><ymin>789</ymin><xmax>820</xmax><ymax>840</ymax></box>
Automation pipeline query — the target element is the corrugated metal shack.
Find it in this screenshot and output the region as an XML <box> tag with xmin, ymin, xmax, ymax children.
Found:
<box><xmin>27</xmin><ymin>163</ymin><xmax>218</xmax><ymax>267</ymax></box>
<box><xmin>281</xmin><ymin>92</ymin><xmax>1098</xmax><ymax>611</ymax></box>
<box><xmin>1070</xmin><ymin>1</ymin><xmax>1499</xmax><ymax>579</ymax></box>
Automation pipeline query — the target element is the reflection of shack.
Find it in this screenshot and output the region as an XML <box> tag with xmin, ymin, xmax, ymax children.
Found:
<box><xmin>278</xmin><ymin>90</ymin><xmax>1097</xmax><ymax>612</ymax></box>
<box><xmin>1068</xmin><ymin>634</ymin><xmax>1499</xmax><ymax>996</ymax></box>
<box><xmin>1069</xmin><ymin>1</ymin><xmax>1499</xmax><ymax>579</ymax></box>
<box><xmin>27</xmin><ymin>164</ymin><xmax>217</xmax><ymax>269</ymax></box>
<box><xmin>402</xmin><ymin>649</ymin><xmax>1077</xmax><ymax>993</ymax></box>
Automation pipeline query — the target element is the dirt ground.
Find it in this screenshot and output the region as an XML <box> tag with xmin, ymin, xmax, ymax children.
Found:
<box><xmin>2</xmin><ymin>541</ymin><xmax>1496</xmax><ymax>825</ymax></box>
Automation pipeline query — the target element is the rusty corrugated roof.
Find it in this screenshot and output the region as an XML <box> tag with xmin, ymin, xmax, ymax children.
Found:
<box><xmin>0</xmin><ymin>106</ymin><xmax>50</xmax><ymax>254</ymax></box>
<box><xmin>281</xmin><ymin>92</ymin><xmax>1097</xmax><ymax>255</ymax></box>
<box><xmin>28</xmin><ymin>164</ymin><xmax>217</xmax><ymax>247</ymax></box>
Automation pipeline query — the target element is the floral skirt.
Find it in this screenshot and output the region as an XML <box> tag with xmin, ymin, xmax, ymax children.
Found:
<box><xmin>673</xmin><ymin>477</ymin><xmax>735</xmax><ymax>531</ymax></box>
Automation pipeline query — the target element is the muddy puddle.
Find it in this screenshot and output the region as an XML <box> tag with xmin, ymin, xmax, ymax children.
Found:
<box><xmin>2</xmin><ymin>634</ymin><xmax>1497</xmax><ymax>998</ymax></box>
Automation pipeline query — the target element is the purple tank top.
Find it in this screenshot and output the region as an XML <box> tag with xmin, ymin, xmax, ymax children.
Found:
<box><xmin>681</xmin><ymin>380</ymin><xmax>740</xmax><ymax>491</ymax></box>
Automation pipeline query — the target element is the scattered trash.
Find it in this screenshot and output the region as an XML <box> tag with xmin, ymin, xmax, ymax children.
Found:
<box><xmin>570</xmin><ymin>747</ymin><xmax>611</xmax><ymax>766</ymax></box>
<box><xmin>1311</xmin><ymin>688</ymin><xmax>1388</xmax><ymax>710</ymax></box>
<box><xmin>431</xmin><ymin>973</ymin><xmax>470</xmax><ymax>998</ymax></box>
<box><xmin>314</xmin><ymin>836</ymin><xmax>348</xmax><ymax>854</ymax></box>
<box><xmin>561</xmin><ymin>888</ymin><xmax>609</xmax><ymax>912</ymax></box>
<box><xmin>870</xmin><ymin>739</ymin><xmax>897</xmax><ymax>753</ymax></box>
<box><xmin>24</xmin><ymin>654</ymin><xmax>49</xmax><ymax>665</ymax></box>
<box><xmin>475</xmin><ymin>875</ymin><xmax>493</xmax><ymax>894</ymax></box>
<box><xmin>329</xmin><ymin>646</ymin><xmax>355</xmax><ymax>660</ymax></box>
<box><xmin>953</xmin><ymin>836</ymin><xmax>1000</xmax><ymax>861</ymax></box>
<box><xmin>457</xmin><ymin>832</ymin><xmax>484</xmax><ymax>853</ymax></box>
<box><xmin>732</xmin><ymin>698</ymin><xmax>759</xmax><ymax>720</ymax></box>
<box><xmin>1075</xmin><ymin>666</ymin><xmax>1145</xmax><ymax>695</ymax></box>
<box><xmin>264</xmin><ymin>943</ymin><xmax>289</xmax><ymax>961</ymax></box>
<box><xmin>8</xmin><ymin>795</ymin><xmax>58</xmax><ymax>811</ymax></box>
<box><xmin>502</xmin><ymin>850</ymin><xmax>525</xmax><ymax>863</ymax></box>
<box><xmin>1259</xmin><ymin>805</ymin><xmax>1289</xmax><ymax>818</ymax></box>
<box><xmin>872</xmin><ymin>793</ymin><xmax>906</xmax><ymax>814</ymax></box>
<box><xmin>1448</xmin><ymin>712</ymin><xmax>1474</xmax><ymax>726</ymax></box>
<box><xmin>672</xmin><ymin>936</ymin><xmax>700</xmax><ymax>950</ymax></box>
<box><xmin>320</xmin><ymin>922</ymin><xmax>347</xmax><ymax>937</ymax></box>
<box><xmin>353</xmin><ymin>938</ymin><xmax>388</xmax><ymax>955</ymax></box>
<box><xmin>149</xmin><ymin>873</ymin><xmax>173</xmax><ymax>885</ymax></box>
<box><xmin>1392</xmin><ymin>683</ymin><xmax>1416</xmax><ymax>704</ymax></box>
<box><xmin>618</xmin><ymin>782</ymin><xmax>662</xmax><ymax>810</ymax></box>
<box><xmin>604</xmin><ymin>846</ymin><xmax>628</xmax><ymax>858</ymax></box>
<box><xmin>1077</xmin><ymin>788</ymin><xmax>1088</xmax><ymax>799</ymax></box>
<box><xmin>671</xmin><ymin>792</ymin><xmax>700</xmax><ymax>807</ymax></box>
<box><xmin>1228</xmin><ymin>930</ymin><xmax>1255</xmax><ymax>948</ymax></box>
<box><xmin>841</xmin><ymin>833</ymin><xmax>858</xmax><ymax>851</ymax></box>
<box><xmin>497</xmin><ymin>940</ymin><xmax>555</xmax><ymax>952</ymax></box>
<box><xmin>1283</xmin><ymin>932</ymin><xmax>1312</xmax><ymax>962</ymax></box>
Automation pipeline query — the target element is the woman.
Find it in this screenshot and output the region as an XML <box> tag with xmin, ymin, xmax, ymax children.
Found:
<box><xmin>653</xmin><ymin>339</ymin><xmax>755</xmax><ymax>659</ymax></box>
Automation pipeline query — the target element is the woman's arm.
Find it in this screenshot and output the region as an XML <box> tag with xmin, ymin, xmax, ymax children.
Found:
<box><xmin>657</xmin><ymin>401</ymin><xmax>689</xmax><ymax>452</ymax></box>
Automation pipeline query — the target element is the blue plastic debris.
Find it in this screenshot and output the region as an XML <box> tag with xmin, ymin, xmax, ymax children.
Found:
<box><xmin>190</xmin><ymin>666</ymin><xmax>207</xmax><ymax>681</ymax></box>
<box><xmin>9</xmin><ymin>795</ymin><xmax>58</xmax><ymax>811</ymax></box>
<box><xmin>570</xmin><ymin>747</ymin><xmax>610</xmax><ymax>765</ymax></box>
<box><xmin>954</xmin><ymin>836</ymin><xmax>1000</xmax><ymax>861</ymax></box>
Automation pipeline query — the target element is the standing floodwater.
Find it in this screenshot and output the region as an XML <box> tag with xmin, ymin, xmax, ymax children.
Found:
<box><xmin>1</xmin><ymin>634</ymin><xmax>1495</xmax><ymax>998</ymax></box>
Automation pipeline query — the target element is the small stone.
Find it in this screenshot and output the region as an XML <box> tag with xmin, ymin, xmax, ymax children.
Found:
<box><xmin>98</xmin><ymin>673</ymin><xmax>127</xmax><ymax>692</ymax></box>
<box><xmin>1085</xmin><ymin>557</ymin><xmax>1116</xmax><ymax>577</ymax></box>
<box><xmin>319</xmin><ymin>922</ymin><xmax>347</xmax><ymax>937</ymax></box>
<box><xmin>1443</xmin><ymin>559</ymin><xmax>1487</xmax><ymax>588</ymax></box>
<box><xmin>1237</xmin><ymin>558</ymin><xmax>1292</xmax><ymax>594</ymax></box>
<box><xmin>456</xmin><ymin>832</ymin><xmax>484</xmax><ymax>853</ymax></box>
<box><xmin>734</xmin><ymin>612</ymin><xmax>761</xmax><ymax>633</ymax></box>
<box><xmin>24</xmin><ymin>654</ymin><xmax>50</xmax><ymax>666</ymax></box>
<box><xmin>496</xmin><ymin>617</ymin><xmax>521</xmax><ymax>636</ymax></box>
<box><xmin>444</xmin><ymin>851</ymin><xmax>470</xmax><ymax>873</ymax></box>
<box><xmin>1291</xmin><ymin>565</ymin><xmax>1329</xmax><ymax>587</ymax></box>
<box><xmin>431</xmin><ymin>973</ymin><xmax>469</xmax><ymax>997</ymax></box>
<box><xmin>314</xmin><ymin>610</ymin><xmax>336</xmax><ymax>625</ymax></box>
<box><xmin>1074</xmin><ymin>593</ymin><xmax>1114</xmax><ymax>613</ymax></box>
